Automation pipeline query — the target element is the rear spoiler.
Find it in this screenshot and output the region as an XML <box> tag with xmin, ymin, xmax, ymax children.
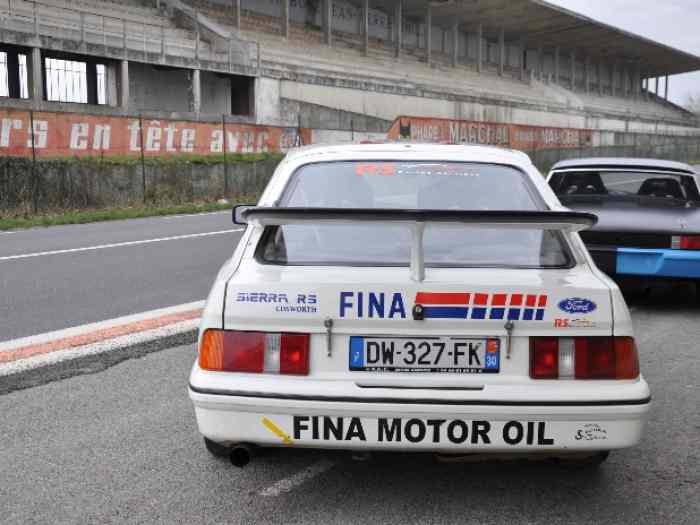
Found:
<box><xmin>236</xmin><ymin>207</ymin><xmax>597</xmax><ymax>282</ymax></box>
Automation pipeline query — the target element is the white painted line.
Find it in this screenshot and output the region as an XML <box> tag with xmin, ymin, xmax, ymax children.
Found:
<box><xmin>0</xmin><ymin>229</ymin><xmax>243</xmax><ymax>262</ymax></box>
<box><xmin>162</xmin><ymin>210</ymin><xmax>231</xmax><ymax>219</ymax></box>
<box><xmin>0</xmin><ymin>300</ymin><xmax>204</xmax><ymax>353</ymax></box>
<box><xmin>0</xmin><ymin>318</ymin><xmax>199</xmax><ymax>377</ymax></box>
<box><xmin>259</xmin><ymin>460</ymin><xmax>336</xmax><ymax>497</ymax></box>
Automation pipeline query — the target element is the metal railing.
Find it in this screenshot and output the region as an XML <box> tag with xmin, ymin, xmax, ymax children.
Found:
<box><xmin>0</xmin><ymin>0</ymin><xmax>260</xmax><ymax>71</ymax></box>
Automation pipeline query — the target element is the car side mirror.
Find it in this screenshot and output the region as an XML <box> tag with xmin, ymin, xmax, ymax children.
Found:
<box><xmin>232</xmin><ymin>205</ymin><xmax>256</xmax><ymax>225</ymax></box>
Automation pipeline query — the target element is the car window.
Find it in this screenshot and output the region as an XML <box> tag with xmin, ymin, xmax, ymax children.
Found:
<box><xmin>549</xmin><ymin>170</ymin><xmax>700</xmax><ymax>202</ymax></box>
<box><xmin>258</xmin><ymin>161</ymin><xmax>571</xmax><ymax>268</ymax></box>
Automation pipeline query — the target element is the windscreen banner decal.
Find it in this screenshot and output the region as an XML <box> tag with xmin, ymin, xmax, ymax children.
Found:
<box><xmin>387</xmin><ymin>116</ymin><xmax>593</xmax><ymax>150</ymax></box>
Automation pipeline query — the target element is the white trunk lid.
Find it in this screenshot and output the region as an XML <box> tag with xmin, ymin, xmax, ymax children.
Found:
<box><xmin>225</xmin><ymin>263</ymin><xmax>612</xmax><ymax>386</ymax></box>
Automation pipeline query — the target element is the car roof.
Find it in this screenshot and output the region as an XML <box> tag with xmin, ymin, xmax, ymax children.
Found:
<box><xmin>550</xmin><ymin>157</ymin><xmax>696</xmax><ymax>174</ymax></box>
<box><xmin>285</xmin><ymin>142</ymin><xmax>533</xmax><ymax>166</ymax></box>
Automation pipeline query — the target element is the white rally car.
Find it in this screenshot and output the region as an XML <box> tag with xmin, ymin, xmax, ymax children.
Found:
<box><xmin>189</xmin><ymin>143</ymin><xmax>650</xmax><ymax>467</ymax></box>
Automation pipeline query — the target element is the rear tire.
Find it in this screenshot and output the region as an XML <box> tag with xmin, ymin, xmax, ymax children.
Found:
<box><xmin>204</xmin><ymin>437</ymin><xmax>231</xmax><ymax>458</ymax></box>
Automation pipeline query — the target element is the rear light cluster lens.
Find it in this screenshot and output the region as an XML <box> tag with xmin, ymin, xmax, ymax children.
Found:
<box><xmin>199</xmin><ymin>329</ymin><xmax>310</xmax><ymax>375</ymax></box>
<box><xmin>671</xmin><ymin>235</ymin><xmax>700</xmax><ymax>250</ymax></box>
<box><xmin>530</xmin><ymin>337</ymin><xmax>639</xmax><ymax>380</ymax></box>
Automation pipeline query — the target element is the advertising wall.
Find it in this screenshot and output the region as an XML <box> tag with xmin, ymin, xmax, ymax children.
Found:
<box><xmin>387</xmin><ymin>116</ymin><xmax>593</xmax><ymax>150</ymax></box>
<box><xmin>0</xmin><ymin>109</ymin><xmax>311</xmax><ymax>157</ymax></box>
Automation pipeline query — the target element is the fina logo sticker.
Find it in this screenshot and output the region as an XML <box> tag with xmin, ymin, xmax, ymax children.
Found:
<box><xmin>558</xmin><ymin>297</ymin><xmax>597</xmax><ymax>315</ymax></box>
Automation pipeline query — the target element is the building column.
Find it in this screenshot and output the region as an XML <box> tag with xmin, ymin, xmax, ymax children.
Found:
<box><xmin>629</xmin><ymin>69</ymin><xmax>634</xmax><ymax>97</ymax></box>
<box><xmin>498</xmin><ymin>28</ymin><xmax>505</xmax><ymax>76</ymax></box>
<box><xmin>451</xmin><ymin>20</ymin><xmax>459</xmax><ymax>67</ymax></box>
<box><xmin>394</xmin><ymin>0</ymin><xmax>402</xmax><ymax>58</ymax></box>
<box><xmin>537</xmin><ymin>45</ymin><xmax>543</xmax><ymax>80</ymax></box>
<box><xmin>476</xmin><ymin>23</ymin><xmax>483</xmax><ymax>73</ymax></box>
<box><xmin>104</xmin><ymin>61</ymin><xmax>119</xmax><ymax>106</ymax></box>
<box><xmin>5</xmin><ymin>48</ymin><xmax>21</xmax><ymax>99</ymax></box>
<box><xmin>597</xmin><ymin>62</ymin><xmax>603</xmax><ymax>96</ymax></box>
<box><xmin>638</xmin><ymin>73</ymin><xmax>643</xmax><ymax>98</ymax></box>
<box><xmin>584</xmin><ymin>56</ymin><xmax>590</xmax><ymax>93</ymax></box>
<box><xmin>86</xmin><ymin>59</ymin><xmax>98</xmax><ymax>105</ymax></box>
<box><xmin>655</xmin><ymin>77</ymin><xmax>661</xmax><ymax>97</ymax></box>
<box><xmin>323</xmin><ymin>0</ymin><xmax>332</xmax><ymax>46</ymax></box>
<box><xmin>281</xmin><ymin>0</ymin><xmax>289</xmax><ymax>38</ymax></box>
<box><xmin>611</xmin><ymin>62</ymin><xmax>617</xmax><ymax>97</ymax></box>
<box><xmin>28</xmin><ymin>47</ymin><xmax>43</xmax><ymax>102</ymax></box>
<box><xmin>190</xmin><ymin>69</ymin><xmax>201</xmax><ymax>113</ymax></box>
<box><xmin>119</xmin><ymin>59</ymin><xmax>129</xmax><ymax>108</ymax></box>
<box><xmin>570</xmin><ymin>50</ymin><xmax>576</xmax><ymax>90</ymax></box>
<box><xmin>362</xmin><ymin>0</ymin><xmax>369</xmax><ymax>56</ymax></box>
<box><xmin>644</xmin><ymin>75</ymin><xmax>650</xmax><ymax>99</ymax></box>
<box><xmin>554</xmin><ymin>46</ymin><xmax>560</xmax><ymax>84</ymax></box>
<box><xmin>519</xmin><ymin>37</ymin><xmax>526</xmax><ymax>80</ymax></box>
<box><xmin>620</xmin><ymin>67</ymin><xmax>626</xmax><ymax>95</ymax></box>
<box><xmin>664</xmin><ymin>75</ymin><xmax>669</xmax><ymax>100</ymax></box>
<box><xmin>233</xmin><ymin>0</ymin><xmax>241</xmax><ymax>30</ymax></box>
<box><xmin>425</xmin><ymin>4</ymin><xmax>431</xmax><ymax>64</ymax></box>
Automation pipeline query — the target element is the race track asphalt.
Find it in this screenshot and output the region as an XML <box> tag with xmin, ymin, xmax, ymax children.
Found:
<box><xmin>1</xmin><ymin>285</ymin><xmax>698</xmax><ymax>525</ymax></box>
<box><xmin>0</xmin><ymin>212</ymin><xmax>243</xmax><ymax>342</ymax></box>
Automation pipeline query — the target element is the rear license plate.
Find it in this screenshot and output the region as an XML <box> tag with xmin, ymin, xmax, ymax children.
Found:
<box><xmin>349</xmin><ymin>336</ymin><xmax>500</xmax><ymax>373</ymax></box>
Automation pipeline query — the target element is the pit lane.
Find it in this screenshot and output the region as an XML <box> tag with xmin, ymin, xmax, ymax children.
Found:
<box><xmin>1</xmin><ymin>285</ymin><xmax>698</xmax><ymax>525</ymax></box>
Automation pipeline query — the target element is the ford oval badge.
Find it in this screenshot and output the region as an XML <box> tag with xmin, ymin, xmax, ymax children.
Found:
<box><xmin>558</xmin><ymin>297</ymin><xmax>597</xmax><ymax>315</ymax></box>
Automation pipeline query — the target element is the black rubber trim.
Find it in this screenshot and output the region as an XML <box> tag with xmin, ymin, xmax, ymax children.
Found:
<box><xmin>242</xmin><ymin>207</ymin><xmax>598</xmax><ymax>227</ymax></box>
<box><xmin>587</xmin><ymin>246</ymin><xmax>618</xmax><ymax>276</ymax></box>
<box><xmin>189</xmin><ymin>384</ymin><xmax>651</xmax><ymax>407</ymax></box>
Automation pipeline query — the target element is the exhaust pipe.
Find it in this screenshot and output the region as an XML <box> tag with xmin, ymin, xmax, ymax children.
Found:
<box><xmin>229</xmin><ymin>443</ymin><xmax>256</xmax><ymax>468</ymax></box>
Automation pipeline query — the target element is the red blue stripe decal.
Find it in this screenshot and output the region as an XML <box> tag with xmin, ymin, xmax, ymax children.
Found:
<box><xmin>415</xmin><ymin>293</ymin><xmax>548</xmax><ymax>321</ymax></box>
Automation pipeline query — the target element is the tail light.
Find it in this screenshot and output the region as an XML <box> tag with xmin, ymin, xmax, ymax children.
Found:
<box><xmin>530</xmin><ymin>337</ymin><xmax>639</xmax><ymax>380</ymax></box>
<box><xmin>530</xmin><ymin>337</ymin><xmax>559</xmax><ymax>379</ymax></box>
<box><xmin>671</xmin><ymin>235</ymin><xmax>700</xmax><ymax>250</ymax></box>
<box><xmin>200</xmin><ymin>329</ymin><xmax>310</xmax><ymax>375</ymax></box>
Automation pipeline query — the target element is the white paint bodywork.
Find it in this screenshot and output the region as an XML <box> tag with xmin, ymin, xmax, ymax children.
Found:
<box><xmin>189</xmin><ymin>143</ymin><xmax>650</xmax><ymax>453</ymax></box>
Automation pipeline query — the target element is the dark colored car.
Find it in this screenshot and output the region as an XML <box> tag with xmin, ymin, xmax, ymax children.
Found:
<box><xmin>547</xmin><ymin>158</ymin><xmax>700</xmax><ymax>286</ymax></box>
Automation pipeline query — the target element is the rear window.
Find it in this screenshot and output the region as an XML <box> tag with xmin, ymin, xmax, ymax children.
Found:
<box><xmin>258</xmin><ymin>161</ymin><xmax>571</xmax><ymax>268</ymax></box>
<box><xmin>549</xmin><ymin>170</ymin><xmax>700</xmax><ymax>202</ymax></box>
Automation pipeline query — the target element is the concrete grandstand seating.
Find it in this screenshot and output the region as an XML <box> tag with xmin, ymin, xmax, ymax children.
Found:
<box><xmin>189</xmin><ymin>4</ymin><xmax>689</xmax><ymax>123</ymax></box>
<box><xmin>0</xmin><ymin>0</ymin><xmax>219</xmax><ymax>61</ymax></box>
<box><xmin>226</xmin><ymin>9</ymin><xmax>683</xmax><ymax>121</ymax></box>
<box><xmin>576</xmin><ymin>90</ymin><xmax>689</xmax><ymax>121</ymax></box>
<box><xmin>234</xmin><ymin>17</ymin><xmax>567</xmax><ymax>105</ymax></box>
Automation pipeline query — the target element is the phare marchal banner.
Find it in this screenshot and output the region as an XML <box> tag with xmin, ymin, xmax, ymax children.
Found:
<box><xmin>387</xmin><ymin>116</ymin><xmax>593</xmax><ymax>150</ymax></box>
<box><xmin>0</xmin><ymin>109</ymin><xmax>311</xmax><ymax>157</ymax></box>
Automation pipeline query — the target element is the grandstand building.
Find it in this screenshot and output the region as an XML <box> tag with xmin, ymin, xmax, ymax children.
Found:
<box><xmin>1</xmin><ymin>0</ymin><xmax>699</xmax><ymax>155</ymax></box>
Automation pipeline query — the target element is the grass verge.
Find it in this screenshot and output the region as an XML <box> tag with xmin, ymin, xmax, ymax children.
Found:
<box><xmin>0</xmin><ymin>201</ymin><xmax>248</xmax><ymax>231</ymax></box>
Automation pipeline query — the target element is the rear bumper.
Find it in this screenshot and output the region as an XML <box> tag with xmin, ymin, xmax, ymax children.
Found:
<box><xmin>589</xmin><ymin>246</ymin><xmax>700</xmax><ymax>279</ymax></box>
<box><xmin>189</xmin><ymin>384</ymin><xmax>651</xmax><ymax>453</ymax></box>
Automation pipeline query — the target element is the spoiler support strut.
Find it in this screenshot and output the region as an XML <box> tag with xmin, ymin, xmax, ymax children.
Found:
<box><xmin>411</xmin><ymin>222</ymin><xmax>426</xmax><ymax>282</ymax></box>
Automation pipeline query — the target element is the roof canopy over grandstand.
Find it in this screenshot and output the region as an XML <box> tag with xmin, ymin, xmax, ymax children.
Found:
<box><xmin>390</xmin><ymin>0</ymin><xmax>700</xmax><ymax>77</ymax></box>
